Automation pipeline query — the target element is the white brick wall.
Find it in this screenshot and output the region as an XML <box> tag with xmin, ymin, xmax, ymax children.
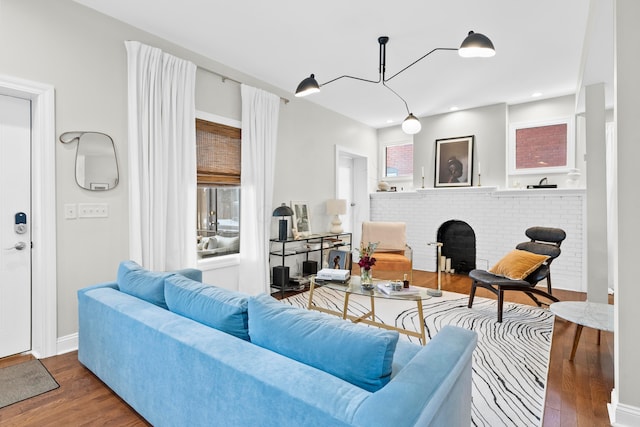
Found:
<box><xmin>370</xmin><ymin>187</ymin><xmax>586</xmax><ymax>292</ymax></box>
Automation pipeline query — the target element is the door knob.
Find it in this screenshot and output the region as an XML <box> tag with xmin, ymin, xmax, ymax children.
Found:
<box><xmin>5</xmin><ymin>242</ymin><xmax>27</xmax><ymax>250</ymax></box>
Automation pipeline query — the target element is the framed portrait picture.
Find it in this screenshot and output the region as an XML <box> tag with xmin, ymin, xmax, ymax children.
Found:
<box><xmin>291</xmin><ymin>201</ymin><xmax>312</xmax><ymax>238</ymax></box>
<box><xmin>508</xmin><ymin>117</ymin><xmax>575</xmax><ymax>175</ymax></box>
<box><xmin>328</xmin><ymin>249</ymin><xmax>351</xmax><ymax>270</ymax></box>
<box><xmin>435</xmin><ymin>135</ymin><xmax>474</xmax><ymax>187</ymax></box>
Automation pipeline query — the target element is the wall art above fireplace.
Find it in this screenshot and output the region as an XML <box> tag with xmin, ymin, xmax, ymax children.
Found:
<box><xmin>434</xmin><ymin>135</ymin><xmax>474</xmax><ymax>188</ymax></box>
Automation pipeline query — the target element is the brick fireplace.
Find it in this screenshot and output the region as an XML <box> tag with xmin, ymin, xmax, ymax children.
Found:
<box><xmin>437</xmin><ymin>220</ymin><xmax>476</xmax><ymax>273</ymax></box>
<box><xmin>370</xmin><ymin>187</ymin><xmax>585</xmax><ymax>292</ymax></box>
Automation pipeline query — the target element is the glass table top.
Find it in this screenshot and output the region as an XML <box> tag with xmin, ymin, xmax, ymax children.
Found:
<box><xmin>313</xmin><ymin>275</ymin><xmax>432</xmax><ymax>302</ymax></box>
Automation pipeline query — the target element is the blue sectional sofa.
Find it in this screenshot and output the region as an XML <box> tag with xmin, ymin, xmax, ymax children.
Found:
<box><xmin>78</xmin><ymin>261</ymin><xmax>478</xmax><ymax>427</ymax></box>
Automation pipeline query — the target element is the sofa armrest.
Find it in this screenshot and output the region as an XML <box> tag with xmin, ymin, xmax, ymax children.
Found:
<box><xmin>353</xmin><ymin>326</ymin><xmax>477</xmax><ymax>427</ymax></box>
<box><xmin>78</xmin><ymin>281</ymin><xmax>119</xmax><ymax>293</ymax></box>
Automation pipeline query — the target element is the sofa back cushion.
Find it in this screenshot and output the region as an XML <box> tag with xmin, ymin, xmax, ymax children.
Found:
<box><xmin>117</xmin><ymin>260</ymin><xmax>173</xmax><ymax>309</ymax></box>
<box><xmin>248</xmin><ymin>293</ymin><xmax>399</xmax><ymax>392</ymax></box>
<box><xmin>164</xmin><ymin>275</ymin><xmax>249</xmax><ymax>341</ymax></box>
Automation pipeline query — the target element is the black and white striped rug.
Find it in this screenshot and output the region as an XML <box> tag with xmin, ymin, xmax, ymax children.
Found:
<box><xmin>283</xmin><ymin>287</ymin><xmax>553</xmax><ymax>427</ymax></box>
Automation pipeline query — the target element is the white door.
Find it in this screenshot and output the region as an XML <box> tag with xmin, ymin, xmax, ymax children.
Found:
<box><xmin>0</xmin><ymin>94</ymin><xmax>31</xmax><ymax>358</ymax></box>
<box><xmin>337</xmin><ymin>156</ymin><xmax>354</xmax><ymax>233</ymax></box>
<box><xmin>336</xmin><ymin>149</ymin><xmax>369</xmax><ymax>254</ymax></box>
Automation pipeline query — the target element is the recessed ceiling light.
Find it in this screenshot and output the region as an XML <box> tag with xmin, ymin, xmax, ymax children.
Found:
<box><xmin>531</xmin><ymin>92</ymin><xmax>542</xmax><ymax>98</ymax></box>
<box><xmin>450</xmin><ymin>106</ymin><xmax>459</xmax><ymax>111</ymax></box>
<box><xmin>386</xmin><ymin>119</ymin><xmax>394</xmax><ymax>124</ymax></box>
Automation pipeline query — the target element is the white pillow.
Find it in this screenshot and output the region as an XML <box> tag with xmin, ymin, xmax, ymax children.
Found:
<box><xmin>216</xmin><ymin>236</ymin><xmax>239</xmax><ymax>249</ymax></box>
<box><xmin>206</xmin><ymin>236</ymin><xmax>218</xmax><ymax>249</ymax></box>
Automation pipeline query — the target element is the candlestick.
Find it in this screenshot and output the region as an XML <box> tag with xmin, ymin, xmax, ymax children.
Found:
<box><xmin>427</xmin><ymin>242</ymin><xmax>443</xmax><ymax>297</ymax></box>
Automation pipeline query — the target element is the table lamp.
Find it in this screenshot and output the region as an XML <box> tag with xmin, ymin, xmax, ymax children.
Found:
<box><xmin>273</xmin><ymin>203</ymin><xmax>294</xmax><ymax>241</ymax></box>
<box><xmin>326</xmin><ymin>199</ymin><xmax>347</xmax><ymax>233</ymax></box>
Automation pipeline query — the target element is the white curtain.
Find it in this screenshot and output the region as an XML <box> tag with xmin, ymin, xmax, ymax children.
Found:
<box><xmin>239</xmin><ymin>85</ymin><xmax>280</xmax><ymax>294</ymax></box>
<box><xmin>125</xmin><ymin>41</ymin><xmax>197</xmax><ymax>271</ymax></box>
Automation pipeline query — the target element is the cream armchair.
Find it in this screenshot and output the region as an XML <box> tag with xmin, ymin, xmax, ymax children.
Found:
<box><xmin>360</xmin><ymin>221</ymin><xmax>413</xmax><ymax>282</ymax></box>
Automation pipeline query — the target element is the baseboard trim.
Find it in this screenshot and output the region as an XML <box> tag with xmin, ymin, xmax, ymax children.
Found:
<box><xmin>56</xmin><ymin>333</ymin><xmax>78</xmax><ymax>355</ymax></box>
<box><xmin>609</xmin><ymin>388</ymin><xmax>640</xmax><ymax>426</ymax></box>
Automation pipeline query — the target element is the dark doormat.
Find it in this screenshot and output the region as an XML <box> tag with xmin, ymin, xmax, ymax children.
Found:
<box><xmin>0</xmin><ymin>359</ymin><xmax>60</xmax><ymax>409</ymax></box>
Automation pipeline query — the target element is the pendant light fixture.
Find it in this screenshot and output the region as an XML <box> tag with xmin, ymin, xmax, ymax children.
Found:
<box><xmin>295</xmin><ymin>31</ymin><xmax>495</xmax><ymax>134</ymax></box>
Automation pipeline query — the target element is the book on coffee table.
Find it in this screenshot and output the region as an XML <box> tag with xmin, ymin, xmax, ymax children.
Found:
<box><xmin>376</xmin><ymin>283</ymin><xmax>421</xmax><ymax>296</ymax></box>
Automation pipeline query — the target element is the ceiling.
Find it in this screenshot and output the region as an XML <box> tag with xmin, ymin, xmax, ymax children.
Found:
<box><xmin>75</xmin><ymin>0</ymin><xmax>613</xmax><ymax>129</ymax></box>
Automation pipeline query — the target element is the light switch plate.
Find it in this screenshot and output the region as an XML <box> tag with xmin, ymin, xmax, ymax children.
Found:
<box><xmin>78</xmin><ymin>203</ymin><xmax>108</xmax><ymax>218</ymax></box>
<box><xmin>64</xmin><ymin>203</ymin><xmax>77</xmax><ymax>219</ymax></box>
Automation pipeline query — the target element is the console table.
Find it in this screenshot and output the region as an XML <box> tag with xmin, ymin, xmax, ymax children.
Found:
<box><xmin>269</xmin><ymin>232</ymin><xmax>352</xmax><ymax>298</ymax></box>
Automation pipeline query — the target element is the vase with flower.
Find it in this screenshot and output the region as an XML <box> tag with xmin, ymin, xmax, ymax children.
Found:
<box><xmin>357</xmin><ymin>242</ymin><xmax>378</xmax><ymax>290</ymax></box>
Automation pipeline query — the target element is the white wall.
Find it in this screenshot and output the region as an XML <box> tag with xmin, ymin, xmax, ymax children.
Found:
<box><xmin>412</xmin><ymin>103</ymin><xmax>508</xmax><ymax>189</ymax></box>
<box><xmin>612</xmin><ymin>0</ymin><xmax>640</xmax><ymax>422</ymax></box>
<box><xmin>381</xmin><ymin>96</ymin><xmax>583</xmax><ymax>193</ymax></box>
<box><xmin>275</xmin><ymin>98</ymin><xmax>377</xmax><ymax>237</ymax></box>
<box><xmin>507</xmin><ymin>95</ymin><xmax>583</xmax><ymax>189</ymax></box>
<box><xmin>0</xmin><ymin>0</ymin><xmax>376</xmax><ymax>336</ymax></box>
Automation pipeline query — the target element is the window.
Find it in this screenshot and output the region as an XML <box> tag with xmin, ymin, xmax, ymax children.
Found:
<box><xmin>383</xmin><ymin>142</ymin><xmax>413</xmax><ymax>178</ymax></box>
<box><xmin>508</xmin><ymin>117</ymin><xmax>575</xmax><ymax>175</ymax></box>
<box><xmin>196</xmin><ymin>117</ymin><xmax>241</xmax><ymax>258</ymax></box>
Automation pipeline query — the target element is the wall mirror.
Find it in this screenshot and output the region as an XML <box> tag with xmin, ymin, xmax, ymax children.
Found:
<box><xmin>59</xmin><ymin>131</ymin><xmax>119</xmax><ymax>190</ymax></box>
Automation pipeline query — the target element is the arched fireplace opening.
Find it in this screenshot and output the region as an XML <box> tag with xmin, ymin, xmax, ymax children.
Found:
<box><xmin>437</xmin><ymin>220</ymin><xmax>476</xmax><ymax>274</ymax></box>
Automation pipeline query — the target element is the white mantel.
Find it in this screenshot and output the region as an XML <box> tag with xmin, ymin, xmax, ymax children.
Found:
<box><xmin>370</xmin><ymin>186</ymin><xmax>586</xmax><ymax>292</ymax></box>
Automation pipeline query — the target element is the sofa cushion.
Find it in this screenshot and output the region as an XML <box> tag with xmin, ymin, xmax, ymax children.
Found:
<box><xmin>248</xmin><ymin>293</ymin><xmax>399</xmax><ymax>392</ymax></box>
<box><xmin>489</xmin><ymin>249</ymin><xmax>549</xmax><ymax>280</ymax></box>
<box><xmin>117</xmin><ymin>260</ymin><xmax>172</xmax><ymax>309</ymax></box>
<box><xmin>164</xmin><ymin>275</ymin><xmax>250</xmax><ymax>341</ymax></box>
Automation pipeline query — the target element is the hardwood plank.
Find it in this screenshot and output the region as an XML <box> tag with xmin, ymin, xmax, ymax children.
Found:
<box><xmin>0</xmin><ymin>270</ymin><xmax>613</xmax><ymax>426</ymax></box>
<box><xmin>0</xmin><ymin>351</ymin><xmax>149</xmax><ymax>426</ymax></box>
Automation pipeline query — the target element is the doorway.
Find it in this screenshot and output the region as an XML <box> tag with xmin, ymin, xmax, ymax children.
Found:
<box><xmin>0</xmin><ymin>75</ymin><xmax>57</xmax><ymax>358</ymax></box>
<box><xmin>0</xmin><ymin>95</ymin><xmax>31</xmax><ymax>358</ymax></box>
<box><xmin>335</xmin><ymin>146</ymin><xmax>368</xmax><ymax>251</ymax></box>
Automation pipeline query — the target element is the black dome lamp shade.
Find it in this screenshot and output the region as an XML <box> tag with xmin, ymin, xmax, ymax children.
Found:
<box><xmin>295</xmin><ymin>74</ymin><xmax>320</xmax><ymax>97</ymax></box>
<box><xmin>458</xmin><ymin>31</ymin><xmax>496</xmax><ymax>58</ymax></box>
<box><xmin>273</xmin><ymin>203</ymin><xmax>294</xmax><ymax>241</ymax></box>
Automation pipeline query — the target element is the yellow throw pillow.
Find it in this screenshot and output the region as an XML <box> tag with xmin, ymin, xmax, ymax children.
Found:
<box><xmin>489</xmin><ymin>249</ymin><xmax>549</xmax><ymax>280</ymax></box>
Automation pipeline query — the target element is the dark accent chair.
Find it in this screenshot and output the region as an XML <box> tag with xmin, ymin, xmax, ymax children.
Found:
<box><xmin>467</xmin><ymin>226</ymin><xmax>566</xmax><ymax>322</ymax></box>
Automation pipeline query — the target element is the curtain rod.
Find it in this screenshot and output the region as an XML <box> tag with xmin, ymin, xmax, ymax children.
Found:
<box><xmin>197</xmin><ymin>66</ymin><xmax>290</xmax><ymax>104</ymax></box>
<box><xmin>124</xmin><ymin>41</ymin><xmax>289</xmax><ymax>104</ymax></box>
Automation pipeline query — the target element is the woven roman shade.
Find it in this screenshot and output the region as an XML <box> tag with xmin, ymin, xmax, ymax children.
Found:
<box><xmin>196</xmin><ymin>118</ymin><xmax>241</xmax><ymax>185</ymax></box>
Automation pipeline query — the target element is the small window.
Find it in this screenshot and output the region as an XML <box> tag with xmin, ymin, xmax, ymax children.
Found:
<box><xmin>384</xmin><ymin>142</ymin><xmax>413</xmax><ymax>178</ymax></box>
<box><xmin>196</xmin><ymin>118</ymin><xmax>241</xmax><ymax>259</ymax></box>
<box><xmin>508</xmin><ymin>117</ymin><xmax>575</xmax><ymax>175</ymax></box>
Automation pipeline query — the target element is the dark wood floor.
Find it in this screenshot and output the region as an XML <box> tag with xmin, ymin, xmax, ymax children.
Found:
<box><xmin>0</xmin><ymin>271</ymin><xmax>613</xmax><ymax>427</ymax></box>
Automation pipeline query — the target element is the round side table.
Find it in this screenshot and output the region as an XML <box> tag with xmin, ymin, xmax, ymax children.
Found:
<box><xmin>549</xmin><ymin>301</ymin><xmax>614</xmax><ymax>361</ymax></box>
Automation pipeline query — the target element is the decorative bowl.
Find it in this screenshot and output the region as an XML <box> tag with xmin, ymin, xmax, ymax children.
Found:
<box><xmin>377</xmin><ymin>181</ymin><xmax>390</xmax><ymax>191</ymax></box>
<box><xmin>361</xmin><ymin>283</ymin><xmax>375</xmax><ymax>291</ymax></box>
